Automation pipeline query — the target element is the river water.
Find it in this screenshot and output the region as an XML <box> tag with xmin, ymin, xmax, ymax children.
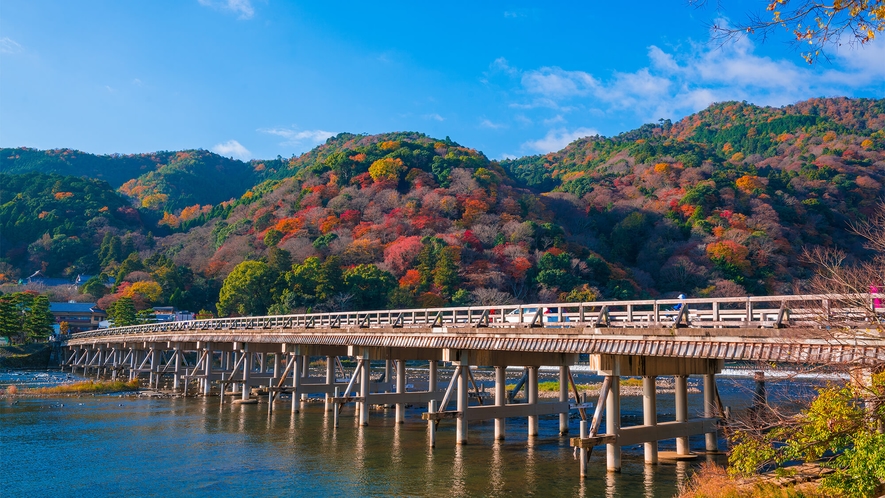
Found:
<box><xmin>0</xmin><ymin>368</ymin><xmax>823</xmax><ymax>497</ymax></box>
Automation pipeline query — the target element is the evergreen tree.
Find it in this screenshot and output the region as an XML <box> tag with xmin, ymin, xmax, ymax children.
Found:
<box><xmin>25</xmin><ymin>295</ymin><xmax>54</xmax><ymax>342</ymax></box>
<box><xmin>433</xmin><ymin>246</ymin><xmax>460</xmax><ymax>297</ymax></box>
<box><xmin>109</xmin><ymin>296</ymin><xmax>138</xmax><ymax>327</ymax></box>
<box><xmin>0</xmin><ymin>296</ymin><xmax>20</xmax><ymax>343</ymax></box>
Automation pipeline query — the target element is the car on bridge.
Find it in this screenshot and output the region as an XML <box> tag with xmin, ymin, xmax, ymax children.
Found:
<box><xmin>504</xmin><ymin>307</ymin><xmax>568</xmax><ymax>324</ymax></box>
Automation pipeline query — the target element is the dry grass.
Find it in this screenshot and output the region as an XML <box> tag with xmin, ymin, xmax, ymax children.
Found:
<box><xmin>678</xmin><ymin>463</ymin><xmax>832</xmax><ymax>498</ymax></box>
<box><xmin>29</xmin><ymin>379</ymin><xmax>140</xmax><ymax>395</ymax></box>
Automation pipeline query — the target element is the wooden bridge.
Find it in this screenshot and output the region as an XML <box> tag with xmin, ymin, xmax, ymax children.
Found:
<box><xmin>63</xmin><ymin>293</ymin><xmax>884</xmax><ymax>477</ymax></box>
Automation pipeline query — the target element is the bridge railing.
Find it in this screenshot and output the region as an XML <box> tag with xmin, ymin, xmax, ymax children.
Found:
<box><xmin>69</xmin><ymin>293</ymin><xmax>883</xmax><ymax>340</ymax></box>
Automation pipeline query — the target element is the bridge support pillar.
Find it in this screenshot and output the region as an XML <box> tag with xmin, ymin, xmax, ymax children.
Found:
<box><xmin>675</xmin><ymin>375</ymin><xmax>689</xmax><ymax>455</ymax></box>
<box><xmin>643</xmin><ymin>375</ymin><xmax>658</xmax><ymax>464</ymax></box>
<box><xmin>173</xmin><ymin>344</ymin><xmax>181</xmax><ymax>391</ymax></box>
<box><xmin>527</xmin><ymin>366</ymin><xmax>539</xmax><ymax>437</ymax></box>
<box><xmin>231</xmin><ymin>352</ymin><xmax>239</xmax><ymax>394</ymax></box>
<box><xmin>301</xmin><ymin>355</ymin><xmax>309</xmax><ymax>401</ymax></box>
<box><xmin>606</xmin><ymin>374</ymin><xmax>621</xmax><ymax>472</ymax></box>
<box><xmin>147</xmin><ymin>348</ymin><xmax>157</xmax><ymax>387</ymax></box>
<box><xmin>456</xmin><ymin>352</ymin><xmax>469</xmax><ymax>445</ymax></box>
<box><xmin>325</xmin><ymin>356</ymin><xmax>335</xmax><ymax>412</ymax></box>
<box><xmin>704</xmin><ymin>373</ymin><xmax>719</xmax><ymax>452</ymax></box>
<box><xmin>395</xmin><ymin>360</ymin><xmax>406</xmax><ymax>424</ymax></box>
<box><xmin>359</xmin><ymin>354</ymin><xmax>370</xmax><ymax>426</ymax></box>
<box><xmin>428</xmin><ymin>360</ymin><xmax>437</xmax><ymax>392</ymax></box>
<box><xmin>291</xmin><ymin>354</ymin><xmax>301</xmax><ymax>413</ymax></box>
<box><xmin>129</xmin><ymin>348</ymin><xmax>137</xmax><ymax>382</ymax></box>
<box><xmin>204</xmin><ymin>343</ymin><xmax>213</xmax><ymax>396</ymax></box>
<box><xmin>559</xmin><ymin>366</ymin><xmax>569</xmax><ymax>435</ymax></box>
<box><xmin>494</xmin><ymin>365</ymin><xmax>506</xmax><ymax>440</ymax></box>
<box><xmin>241</xmin><ymin>346</ymin><xmax>251</xmax><ymax>401</ymax></box>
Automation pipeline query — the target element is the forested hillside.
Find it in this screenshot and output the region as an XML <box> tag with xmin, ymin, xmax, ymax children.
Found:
<box><xmin>1</xmin><ymin>97</ymin><xmax>883</xmax><ymax>317</ymax></box>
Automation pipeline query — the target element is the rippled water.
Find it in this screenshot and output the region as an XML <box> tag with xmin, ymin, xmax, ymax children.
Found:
<box><xmin>0</xmin><ymin>369</ymin><xmax>821</xmax><ymax>497</ymax></box>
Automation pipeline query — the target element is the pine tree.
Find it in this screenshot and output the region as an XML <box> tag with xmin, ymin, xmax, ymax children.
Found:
<box><xmin>25</xmin><ymin>295</ymin><xmax>54</xmax><ymax>342</ymax></box>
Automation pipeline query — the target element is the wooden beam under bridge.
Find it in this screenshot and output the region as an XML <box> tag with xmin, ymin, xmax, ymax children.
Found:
<box><xmin>570</xmin><ymin>417</ymin><xmax>718</xmax><ymax>448</ymax></box>
<box><xmin>422</xmin><ymin>401</ymin><xmax>572</xmax><ymax>421</ymax></box>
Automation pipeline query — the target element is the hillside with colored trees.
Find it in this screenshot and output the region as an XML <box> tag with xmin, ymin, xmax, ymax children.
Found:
<box><xmin>1</xmin><ymin>97</ymin><xmax>883</xmax><ymax>318</ymax></box>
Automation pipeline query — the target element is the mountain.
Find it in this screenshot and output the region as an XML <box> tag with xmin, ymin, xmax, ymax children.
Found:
<box><xmin>1</xmin><ymin>148</ymin><xmax>271</xmax><ymax>214</ymax></box>
<box><xmin>1</xmin><ymin>97</ymin><xmax>882</xmax><ymax>315</ymax></box>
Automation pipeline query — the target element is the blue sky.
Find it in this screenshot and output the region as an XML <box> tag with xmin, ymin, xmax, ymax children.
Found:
<box><xmin>1</xmin><ymin>1</ymin><xmax>883</xmax><ymax>161</ymax></box>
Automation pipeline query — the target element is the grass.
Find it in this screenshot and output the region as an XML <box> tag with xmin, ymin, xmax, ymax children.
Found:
<box><xmin>28</xmin><ymin>379</ymin><xmax>140</xmax><ymax>395</ymax></box>
<box><xmin>678</xmin><ymin>463</ymin><xmax>831</xmax><ymax>498</ymax></box>
<box><xmin>527</xmin><ymin>378</ymin><xmax>646</xmax><ymax>393</ymax></box>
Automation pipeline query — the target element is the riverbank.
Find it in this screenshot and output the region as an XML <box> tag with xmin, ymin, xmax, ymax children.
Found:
<box><xmin>0</xmin><ymin>343</ymin><xmax>52</xmax><ymax>369</ymax></box>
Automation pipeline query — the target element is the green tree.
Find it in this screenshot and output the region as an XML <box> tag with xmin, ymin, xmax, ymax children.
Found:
<box><xmin>0</xmin><ymin>295</ymin><xmax>20</xmax><ymax>343</ymax></box>
<box><xmin>343</xmin><ymin>264</ymin><xmax>395</xmax><ymax>310</ymax></box>
<box><xmin>80</xmin><ymin>276</ymin><xmax>108</xmax><ymax>298</ymax></box>
<box><xmin>98</xmin><ymin>232</ymin><xmax>123</xmax><ymax>268</ymax></box>
<box><xmin>108</xmin><ymin>296</ymin><xmax>138</xmax><ymax>327</ymax></box>
<box><xmin>25</xmin><ymin>295</ymin><xmax>54</xmax><ymax>341</ymax></box>
<box><xmin>216</xmin><ymin>260</ymin><xmax>275</xmax><ymax>317</ymax></box>
<box><xmin>433</xmin><ymin>246</ymin><xmax>460</xmax><ymax>297</ymax></box>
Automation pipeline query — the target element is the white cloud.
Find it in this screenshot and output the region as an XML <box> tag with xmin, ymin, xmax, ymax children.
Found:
<box><xmin>259</xmin><ymin>127</ymin><xmax>335</xmax><ymax>147</ymax></box>
<box><xmin>500</xmin><ymin>153</ymin><xmax>518</xmax><ymax>160</ymax></box>
<box><xmin>212</xmin><ymin>140</ymin><xmax>252</xmax><ymax>160</ymax></box>
<box><xmin>198</xmin><ymin>0</ymin><xmax>254</xmax><ymax>20</ymax></box>
<box><xmin>523</xmin><ymin>127</ymin><xmax>598</xmax><ymax>154</ymax></box>
<box><xmin>131</xmin><ymin>78</ymin><xmax>143</xmax><ymax>86</ymax></box>
<box><xmin>489</xmin><ymin>29</ymin><xmax>884</xmax><ymax>133</ymax></box>
<box><xmin>0</xmin><ymin>37</ymin><xmax>22</xmax><ymax>54</ymax></box>
<box><xmin>423</xmin><ymin>113</ymin><xmax>444</xmax><ymax>121</ymax></box>
<box><xmin>543</xmin><ymin>115</ymin><xmax>565</xmax><ymax>126</ymax></box>
<box><xmin>522</xmin><ymin>67</ymin><xmax>599</xmax><ymax>98</ymax></box>
<box><xmin>479</xmin><ymin>118</ymin><xmax>506</xmax><ymax>129</ymax></box>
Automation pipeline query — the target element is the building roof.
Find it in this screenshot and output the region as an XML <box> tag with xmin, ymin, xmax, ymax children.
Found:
<box><xmin>49</xmin><ymin>302</ymin><xmax>104</xmax><ymax>313</ymax></box>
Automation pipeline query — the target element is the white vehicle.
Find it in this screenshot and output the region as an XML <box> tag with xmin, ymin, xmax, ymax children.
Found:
<box><xmin>504</xmin><ymin>307</ymin><xmax>566</xmax><ymax>324</ymax></box>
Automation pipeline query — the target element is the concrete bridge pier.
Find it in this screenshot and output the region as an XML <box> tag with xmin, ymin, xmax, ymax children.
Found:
<box><xmin>359</xmin><ymin>352</ymin><xmax>371</xmax><ymax>426</ymax></box>
<box><xmin>173</xmin><ymin>344</ymin><xmax>182</xmax><ymax>391</ymax></box>
<box><xmin>300</xmin><ymin>355</ymin><xmax>309</xmax><ymax>401</ymax></box>
<box><xmin>456</xmin><ymin>352</ymin><xmax>470</xmax><ymax>444</ymax></box>
<box><xmin>704</xmin><ymin>374</ymin><xmax>719</xmax><ymax>452</ymax></box>
<box><xmin>675</xmin><ymin>375</ymin><xmax>689</xmax><ymax>456</ymax></box>
<box><xmin>240</xmin><ymin>345</ymin><xmax>251</xmax><ymax>401</ymax></box>
<box><xmin>559</xmin><ymin>366</ymin><xmax>569</xmax><ymax>435</ymax></box>
<box><xmin>324</xmin><ymin>356</ymin><xmax>334</xmax><ymax>412</ymax></box>
<box><xmin>291</xmin><ymin>353</ymin><xmax>301</xmax><ymax>413</ymax></box>
<box><xmin>606</xmin><ymin>373</ymin><xmax>621</xmax><ymax>472</ymax></box>
<box><xmin>129</xmin><ymin>348</ymin><xmax>137</xmax><ymax>382</ymax></box>
<box><xmin>395</xmin><ymin>359</ymin><xmax>406</xmax><ymax>424</ymax></box>
<box><xmin>494</xmin><ymin>365</ymin><xmax>506</xmax><ymax>440</ymax></box>
<box><xmin>150</xmin><ymin>347</ymin><xmax>160</xmax><ymax>388</ymax></box>
<box><xmin>204</xmin><ymin>342</ymin><xmax>214</xmax><ymax>396</ymax></box>
<box><xmin>527</xmin><ymin>366</ymin><xmax>539</xmax><ymax>437</ymax></box>
<box><xmin>643</xmin><ymin>376</ymin><xmax>658</xmax><ymax>464</ymax></box>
